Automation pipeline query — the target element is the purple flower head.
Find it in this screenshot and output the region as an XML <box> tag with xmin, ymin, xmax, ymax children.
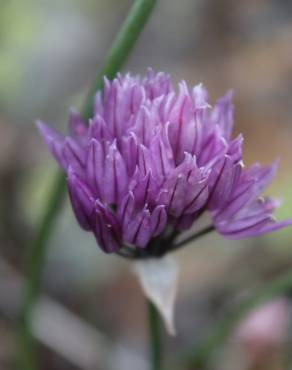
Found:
<box><xmin>38</xmin><ymin>69</ymin><xmax>292</xmax><ymax>256</ymax></box>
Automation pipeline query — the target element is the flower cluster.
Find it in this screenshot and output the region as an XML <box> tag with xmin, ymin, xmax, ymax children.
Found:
<box><xmin>38</xmin><ymin>69</ymin><xmax>291</xmax><ymax>254</ymax></box>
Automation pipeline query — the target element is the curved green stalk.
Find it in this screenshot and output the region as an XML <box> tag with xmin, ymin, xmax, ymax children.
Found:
<box><xmin>18</xmin><ymin>172</ymin><xmax>66</xmax><ymax>370</ymax></box>
<box><xmin>148</xmin><ymin>300</ymin><xmax>162</xmax><ymax>370</ymax></box>
<box><xmin>82</xmin><ymin>0</ymin><xmax>157</xmax><ymax>120</ymax></box>
<box><xmin>184</xmin><ymin>269</ymin><xmax>292</xmax><ymax>369</ymax></box>
<box><xmin>18</xmin><ymin>1</ymin><xmax>157</xmax><ymax>369</ymax></box>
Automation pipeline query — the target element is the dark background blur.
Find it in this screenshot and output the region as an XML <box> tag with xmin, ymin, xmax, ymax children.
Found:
<box><xmin>0</xmin><ymin>1</ymin><xmax>292</xmax><ymax>369</ymax></box>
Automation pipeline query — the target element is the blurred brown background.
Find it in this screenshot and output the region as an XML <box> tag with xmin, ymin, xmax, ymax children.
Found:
<box><xmin>0</xmin><ymin>0</ymin><xmax>292</xmax><ymax>369</ymax></box>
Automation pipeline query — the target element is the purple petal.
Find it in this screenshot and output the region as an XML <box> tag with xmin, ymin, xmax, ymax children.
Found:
<box><xmin>150</xmin><ymin>130</ymin><xmax>174</xmax><ymax>178</ymax></box>
<box><xmin>183</xmin><ymin>178</ymin><xmax>209</xmax><ymax>214</ymax></box>
<box><xmin>210</xmin><ymin>90</ymin><xmax>234</xmax><ymax>140</ymax></box>
<box><xmin>89</xmin><ymin>115</ymin><xmax>112</xmax><ymax>141</ymax></box>
<box><xmin>68</xmin><ymin>109</ymin><xmax>88</xmax><ymax>143</ymax></box>
<box><xmin>93</xmin><ymin>91</ymin><xmax>104</xmax><ymax>116</ymax></box>
<box><xmin>103</xmin><ymin>141</ymin><xmax>129</xmax><ymax>204</ymax></box>
<box><xmin>124</xmin><ymin>208</ymin><xmax>151</xmax><ymax>247</ymax></box>
<box><xmin>208</xmin><ymin>156</ymin><xmax>242</xmax><ymax>210</ymax></box>
<box><xmin>144</xmin><ymin>68</ymin><xmax>172</xmax><ymax>99</ymax></box>
<box><xmin>246</xmin><ymin>160</ymin><xmax>279</xmax><ymax>197</ymax></box>
<box><xmin>67</xmin><ymin>170</ymin><xmax>95</xmax><ymax>230</ymax></box>
<box><xmin>86</xmin><ymin>138</ymin><xmax>105</xmax><ymax>196</ymax></box>
<box><xmin>215</xmin><ymin>161</ymin><xmax>278</xmax><ymax>220</ymax></box>
<box><xmin>151</xmin><ymin>205</ymin><xmax>167</xmax><ymax>236</ymax></box>
<box><xmin>94</xmin><ymin>204</ymin><xmax>121</xmax><ymax>253</ymax></box>
<box><xmin>217</xmin><ymin>218</ymin><xmax>292</xmax><ymax>239</ymax></box>
<box><xmin>103</xmin><ymin>77</ymin><xmax>145</xmax><ymax>138</ymax></box>
<box><xmin>168</xmin><ymin>81</ymin><xmax>194</xmax><ymax>164</ymax></box>
<box><xmin>157</xmin><ymin>154</ymin><xmax>208</xmax><ymax>218</ymax></box>
<box><xmin>117</xmin><ymin>191</ymin><xmax>135</xmax><ymax>230</ymax></box>
<box><xmin>131</xmin><ymin>171</ymin><xmax>158</xmax><ymax>208</ymax></box>
<box><xmin>37</xmin><ymin>120</ymin><xmax>67</xmax><ymax>170</ymax></box>
<box><xmin>132</xmin><ymin>106</ymin><xmax>157</xmax><ymax>146</ymax></box>
<box><xmin>227</xmin><ymin>134</ymin><xmax>243</xmax><ymax>163</ymax></box>
<box><xmin>137</xmin><ymin>144</ymin><xmax>153</xmax><ymax>176</ymax></box>
<box><xmin>191</xmin><ymin>83</ymin><xmax>210</xmax><ymax>110</ymax></box>
<box><xmin>120</xmin><ymin>132</ymin><xmax>139</xmax><ymax>176</ymax></box>
<box><xmin>62</xmin><ymin>137</ymin><xmax>85</xmax><ymax>174</ymax></box>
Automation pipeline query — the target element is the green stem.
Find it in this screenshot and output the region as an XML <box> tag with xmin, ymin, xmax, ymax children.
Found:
<box><xmin>82</xmin><ymin>0</ymin><xmax>157</xmax><ymax>120</ymax></box>
<box><xmin>184</xmin><ymin>269</ymin><xmax>292</xmax><ymax>369</ymax></box>
<box><xmin>18</xmin><ymin>172</ymin><xmax>66</xmax><ymax>370</ymax></box>
<box><xmin>148</xmin><ymin>300</ymin><xmax>162</xmax><ymax>370</ymax></box>
<box><xmin>18</xmin><ymin>1</ymin><xmax>157</xmax><ymax>369</ymax></box>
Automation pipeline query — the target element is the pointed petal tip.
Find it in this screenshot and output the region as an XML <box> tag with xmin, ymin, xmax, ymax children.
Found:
<box><xmin>146</xmin><ymin>67</ymin><xmax>155</xmax><ymax>76</ymax></box>
<box><xmin>68</xmin><ymin>106</ymin><xmax>78</xmax><ymax>115</ymax></box>
<box><xmin>272</xmin><ymin>157</ymin><xmax>281</xmax><ymax>171</ymax></box>
<box><xmin>220</xmin><ymin>89</ymin><xmax>234</xmax><ymax>102</ymax></box>
<box><xmin>274</xmin><ymin>218</ymin><xmax>292</xmax><ymax>229</ymax></box>
<box><xmin>35</xmin><ymin>119</ymin><xmax>45</xmax><ymax>130</ymax></box>
<box><xmin>36</xmin><ymin>120</ymin><xmax>53</xmax><ymax>138</ymax></box>
<box><xmin>219</xmin><ymin>218</ymin><xmax>292</xmax><ymax>240</ymax></box>
<box><xmin>36</xmin><ymin>120</ymin><xmax>62</xmax><ymax>140</ymax></box>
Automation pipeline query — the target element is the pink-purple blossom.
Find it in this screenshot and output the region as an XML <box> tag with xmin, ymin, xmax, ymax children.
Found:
<box><xmin>37</xmin><ymin>69</ymin><xmax>292</xmax><ymax>254</ymax></box>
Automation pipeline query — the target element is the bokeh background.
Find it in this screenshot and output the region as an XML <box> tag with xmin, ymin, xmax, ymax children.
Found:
<box><xmin>1</xmin><ymin>0</ymin><xmax>292</xmax><ymax>369</ymax></box>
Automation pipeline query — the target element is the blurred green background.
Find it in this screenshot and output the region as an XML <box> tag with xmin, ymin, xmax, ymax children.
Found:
<box><xmin>0</xmin><ymin>1</ymin><xmax>292</xmax><ymax>369</ymax></box>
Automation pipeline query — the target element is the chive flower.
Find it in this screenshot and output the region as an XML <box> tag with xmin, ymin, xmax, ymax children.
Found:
<box><xmin>37</xmin><ymin>69</ymin><xmax>292</xmax><ymax>256</ymax></box>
